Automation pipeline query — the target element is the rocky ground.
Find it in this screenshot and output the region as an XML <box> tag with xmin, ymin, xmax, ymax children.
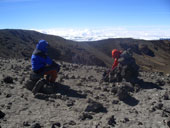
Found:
<box><xmin>0</xmin><ymin>57</ymin><xmax>170</xmax><ymax>128</ymax></box>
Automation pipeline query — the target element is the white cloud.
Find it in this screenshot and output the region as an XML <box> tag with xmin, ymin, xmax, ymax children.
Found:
<box><xmin>32</xmin><ymin>26</ymin><xmax>170</xmax><ymax>41</ymax></box>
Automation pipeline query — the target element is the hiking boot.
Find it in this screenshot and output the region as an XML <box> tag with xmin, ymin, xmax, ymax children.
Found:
<box><xmin>32</xmin><ymin>79</ymin><xmax>46</xmax><ymax>95</ymax></box>
<box><xmin>25</xmin><ymin>79</ymin><xmax>37</xmax><ymax>91</ymax></box>
<box><xmin>25</xmin><ymin>72</ymin><xmax>41</xmax><ymax>91</ymax></box>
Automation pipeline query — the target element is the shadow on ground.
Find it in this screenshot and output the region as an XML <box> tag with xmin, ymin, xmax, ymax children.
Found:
<box><xmin>122</xmin><ymin>95</ymin><xmax>139</xmax><ymax>106</ymax></box>
<box><xmin>138</xmin><ymin>79</ymin><xmax>163</xmax><ymax>90</ymax></box>
<box><xmin>54</xmin><ymin>82</ymin><xmax>87</xmax><ymax>98</ymax></box>
<box><xmin>34</xmin><ymin>82</ymin><xmax>87</xmax><ymax>100</ymax></box>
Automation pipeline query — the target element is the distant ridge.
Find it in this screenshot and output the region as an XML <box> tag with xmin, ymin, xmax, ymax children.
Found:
<box><xmin>0</xmin><ymin>29</ymin><xmax>170</xmax><ymax>73</ymax></box>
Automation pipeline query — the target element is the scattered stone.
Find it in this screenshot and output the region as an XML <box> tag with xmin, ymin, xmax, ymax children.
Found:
<box><xmin>68</xmin><ymin>120</ymin><xmax>76</xmax><ymax>125</ymax></box>
<box><xmin>61</xmin><ymin>95</ymin><xmax>68</xmax><ymax>101</ymax></box>
<box><xmin>111</xmin><ymin>82</ymin><xmax>134</xmax><ymax>100</ymax></box>
<box><xmin>3</xmin><ymin>76</ymin><xmax>13</xmax><ymax>83</ymax></box>
<box><xmin>79</xmin><ymin>112</ymin><xmax>93</xmax><ymax>120</ymax></box>
<box><xmin>166</xmin><ymin>74</ymin><xmax>170</xmax><ymax>77</ymax></box>
<box><xmin>107</xmin><ymin>115</ymin><xmax>116</xmax><ymax>126</ymax></box>
<box><xmin>85</xmin><ymin>99</ymin><xmax>107</xmax><ymax>113</ymax></box>
<box><xmin>34</xmin><ymin>93</ymin><xmax>49</xmax><ymax>100</ymax></box>
<box><xmin>6</xmin><ymin>94</ymin><xmax>12</xmax><ymax>98</ymax></box>
<box><xmin>112</xmin><ymin>100</ymin><xmax>119</xmax><ymax>104</ymax></box>
<box><xmin>103</xmin><ymin>87</ymin><xmax>110</xmax><ymax>92</ymax></box>
<box><xmin>0</xmin><ymin>110</ymin><xmax>5</xmax><ymax>119</ymax></box>
<box><xmin>66</xmin><ymin>100</ymin><xmax>75</xmax><ymax>107</ymax></box>
<box><xmin>163</xmin><ymin>91</ymin><xmax>170</xmax><ymax>100</ymax></box>
<box><xmin>51</xmin><ymin>122</ymin><xmax>61</xmax><ymax>128</ymax></box>
<box><xmin>167</xmin><ymin>118</ymin><xmax>170</xmax><ymax>128</ymax></box>
<box><xmin>156</xmin><ymin>79</ymin><xmax>165</xmax><ymax>86</ymax></box>
<box><xmin>76</xmin><ymin>82</ymin><xmax>83</xmax><ymax>86</ymax></box>
<box><xmin>162</xmin><ymin>111</ymin><xmax>169</xmax><ymax>117</ymax></box>
<box><xmin>70</xmin><ymin>75</ymin><xmax>76</xmax><ymax>79</ymax></box>
<box><xmin>63</xmin><ymin>74</ymin><xmax>69</xmax><ymax>79</ymax></box>
<box><xmin>163</xmin><ymin>107</ymin><xmax>170</xmax><ymax>117</ymax></box>
<box><xmin>149</xmin><ymin>106</ymin><xmax>156</xmax><ymax>112</ymax></box>
<box><xmin>9</xmin><ymin>85</ymin><xmax>14</xmax><ymax>89</ymax></box>
<box><xmin>23</xmin><ymin>121</ymin><xmax>30</xmax><ymax>126</ymax></box>
<box><xmin>155</xmin><ymin>103</ymin><xmax>163</xmax><ymax>110</ymax></box>
<box><xmin>55</xmin><ymin>94</ymin><xmax>62</xmax><ymax>99</ymax></box>
<box><xmin>31</xmin><ymin>123</ymin><xmax>41</xmax><ymax>128</ymax></box>
<box><xmin>138</xmin><ymin>122</ymin><xmax>143</xmax><ymax>125</ymax></box>
<box><xmin>123</xmin><ymin>117</ymin><xmax>129</xmax><ymax>123</ymax></box>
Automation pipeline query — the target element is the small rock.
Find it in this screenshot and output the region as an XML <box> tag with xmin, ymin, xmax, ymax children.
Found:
<box><xmin>70</xmin><ymin>75</ymin><xmax>76</xmax><ymax>79</ymax></box>
<box><xmin>23</xmin><ymin>121</ymin><xmax>30</xmax><ymax>126</ymax></box>
<box><xmin>66</xmin><ymin>100</ymin><xmax>75</xmax><ymax>107</ymax></box>
<box><xmin>155</xmin><ymin>103</ymin><xmax>163</xmax><ymax>110</ymax></box>
<box><xmin>6</xmin><ymin>94</ymin><xmax>12</xmax><ymax>98</ymax></box>
<box><xmin>79</xmin><ymin>112</ymin><xmax>93</xmax><ymax>120</ymax></box>
<box><xmin>68</xmin><ymin>120</ymin><xmax>76</xmax><ymax>125</ymax></box>
<box><xmin>31</xmin><ymin>123</ymin><xmax>41</xmax><ymax>128</ymax></box>
<box><xmin>0</xmin><ymin>110</ymin><xmax>5</xmax><ymax>119</ymax></box>
<box><xmin>166</xmin><ymin>74</ymin><xmax>170</xmax><ymax>77</ymax></box>
<box><xmin>76</xmin><ymin>82</ymin><xmax>83</xmax><ymax>86</ymax></box>
<box><xmin>138</xmin><ymin>122</ymin><xmax>143</xmax><ymax>125</ymax></box>
<box><xmin>123</xmin><ymin>117</ymin><xmax>129</xmax><ymax>123</ymax></box>
<box><xmin>162</xmin><ymin>111</ymin><xmax>169</xmax><ymax>117</ymax></box>
<box><xmin>112</xmin><ymin>100</ymin><xmax>119</xmax><ymax>104</ymax></box>
<box><xmin>167</xmin><ymin>118</ymin><xmax>170</xmax><ymax>128</ymax></box>
<box><xmin>3</xmin><ymin>76</ymin><xmax>13</xmax><ymax>83</ymax></box>
<box><xmin>163</xmin><ymin>107</ymin><xmax>170</xmax><ymax>115</ymax></box>
<box><xmin>149</xmin><ymin>106</ymin><xmax>156</xmax><ymax>112</ymax></box>
<box><xmin>107</xmin><ymin>115</ymin><xmax>116</xmax><ymax>126</ymax></box>
<box><xmin>163</xmin><ymin>91</ymin><xmax>169</xmax><ymax>100</ymax></box>
<box><xmin>61</xmin><ymin>95</ymin><xmax>68</xmax><ymax>101</ymax></box>
<box><xmin>85</xmin><ymin>99</ymin><xmax>107</xmax><ymax>113</ymax></box>
<box><xmin>51</xmin><ymin>122</ymin><xmax>61</xmax><ymax>128</ymax></box>
<box><xmin>156</xmin><ymin>79</ymin><xmax>165</xmax><ymax>86</ymax></box>
<box><xmin>63</xmin><ymin>74</ymin><xmax>69</xmax><ymax>79</ymax></box>
<box><xmin>55</xmin><ymin>94</ymin><xmax>62</xmax><ymax>99</ymax></box>
<box><xmin>103</xmin><ymin>87</ymin><xmax>109</xmax><ymax>92</ymax></box>
<box><xmin>34</xmin><ymin>93</ymin><xmax>49</xmax><ymax>100</ymax></box>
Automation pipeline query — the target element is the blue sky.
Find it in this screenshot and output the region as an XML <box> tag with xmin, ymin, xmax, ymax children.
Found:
<box><xmin>0</xmin><ymin>0</ymin><xmax>170</xmax><ymax>40</ymax></box>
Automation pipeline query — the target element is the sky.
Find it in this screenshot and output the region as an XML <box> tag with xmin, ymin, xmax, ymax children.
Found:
<box><xmin>0</xmin><ymin>0</ymin><xmax>170</xmax><ymax>41</ymax></box>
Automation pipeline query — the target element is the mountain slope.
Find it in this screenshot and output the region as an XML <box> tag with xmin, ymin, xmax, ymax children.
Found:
<box><xmin>85</xmin><ymin>39</ymin><xmax>170</xmax><ymax>73</ymax></box>
<box><xmin>0</xmin><ymin>29</ymin><xmax>170</xmax><ymax>73</ymax></box>
<box><xmin>0</xmin><ymin>29</ymin><xmax>106</xmax><ymax>66</ymax></box>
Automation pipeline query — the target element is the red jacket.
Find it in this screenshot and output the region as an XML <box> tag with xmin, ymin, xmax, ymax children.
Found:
<box><xmin>112</xmin><ymin>49</ymin><xmax>122</xmax><ymax>70</ymax></box>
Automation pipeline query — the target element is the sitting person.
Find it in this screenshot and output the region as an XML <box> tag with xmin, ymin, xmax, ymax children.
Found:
<box><xmin>25</xmin><ymin>40</ymin><xmax>60</xmax><ymax>92</ymax></box>
<box><xmin>31</xmin><ymin>39</ymin><xmax>60</xmax><ymax>82</ymax></box>
<box><xmin>103</xmin><ymin>48</ymin><xmax>139</xmax><ymax>83</ymax></box>
<box><xmin>111</xmin><ymin>49</ymin><xmax>123</xmax><ymax>70</ymax></box>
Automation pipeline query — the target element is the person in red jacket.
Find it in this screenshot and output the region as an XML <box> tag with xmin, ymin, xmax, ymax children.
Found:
<box><xmin>112</xmin><ymin>49</ymin><xmax>123</xmax><ymax>70</ymax></box>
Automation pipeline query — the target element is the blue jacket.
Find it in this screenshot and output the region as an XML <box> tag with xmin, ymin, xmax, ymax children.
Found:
<box><xmin>31</xmin><ymin>40</ymin><xmax>52</xmax><ymax>71</ymax></box>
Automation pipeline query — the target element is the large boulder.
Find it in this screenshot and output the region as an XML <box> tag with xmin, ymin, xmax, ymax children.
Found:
<box><xmin>85</xmin><ymin>99</ymin><xmax>107</xmax><ymax>113</ymax></box>
<box><xmin>111</xmin><ymin>82</ymin><xmax>134</xmax><ymax>100</ymax></box>
<box><xmin>103</xmin><ymin>50</ymin><xmax>139</xmax><ymax>83</ymax></box>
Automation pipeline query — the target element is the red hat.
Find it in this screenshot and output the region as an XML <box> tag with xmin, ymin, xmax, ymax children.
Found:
<box><xmin>112</xmin><ymin>49</ymin><xmax>122</xmax><ymax>58</ymax></box>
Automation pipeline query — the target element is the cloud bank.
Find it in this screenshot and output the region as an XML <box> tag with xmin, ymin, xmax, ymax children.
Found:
<box><xmin>33</xmin><ymin>27</ymin><xmax>170</xmax><ymax>41</ymax></box>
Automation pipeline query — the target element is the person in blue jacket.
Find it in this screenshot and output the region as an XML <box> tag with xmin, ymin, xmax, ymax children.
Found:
<box><xmin>31</xmin><ymin>40</ymin><xmax>60</xmax><ymax>82</ymax></box>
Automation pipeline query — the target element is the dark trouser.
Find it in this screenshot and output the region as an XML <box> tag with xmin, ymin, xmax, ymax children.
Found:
<box><xmin>33</xmin><ymin>62</ymin><xmax>60</xmax><ymax>82</ymax></box>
